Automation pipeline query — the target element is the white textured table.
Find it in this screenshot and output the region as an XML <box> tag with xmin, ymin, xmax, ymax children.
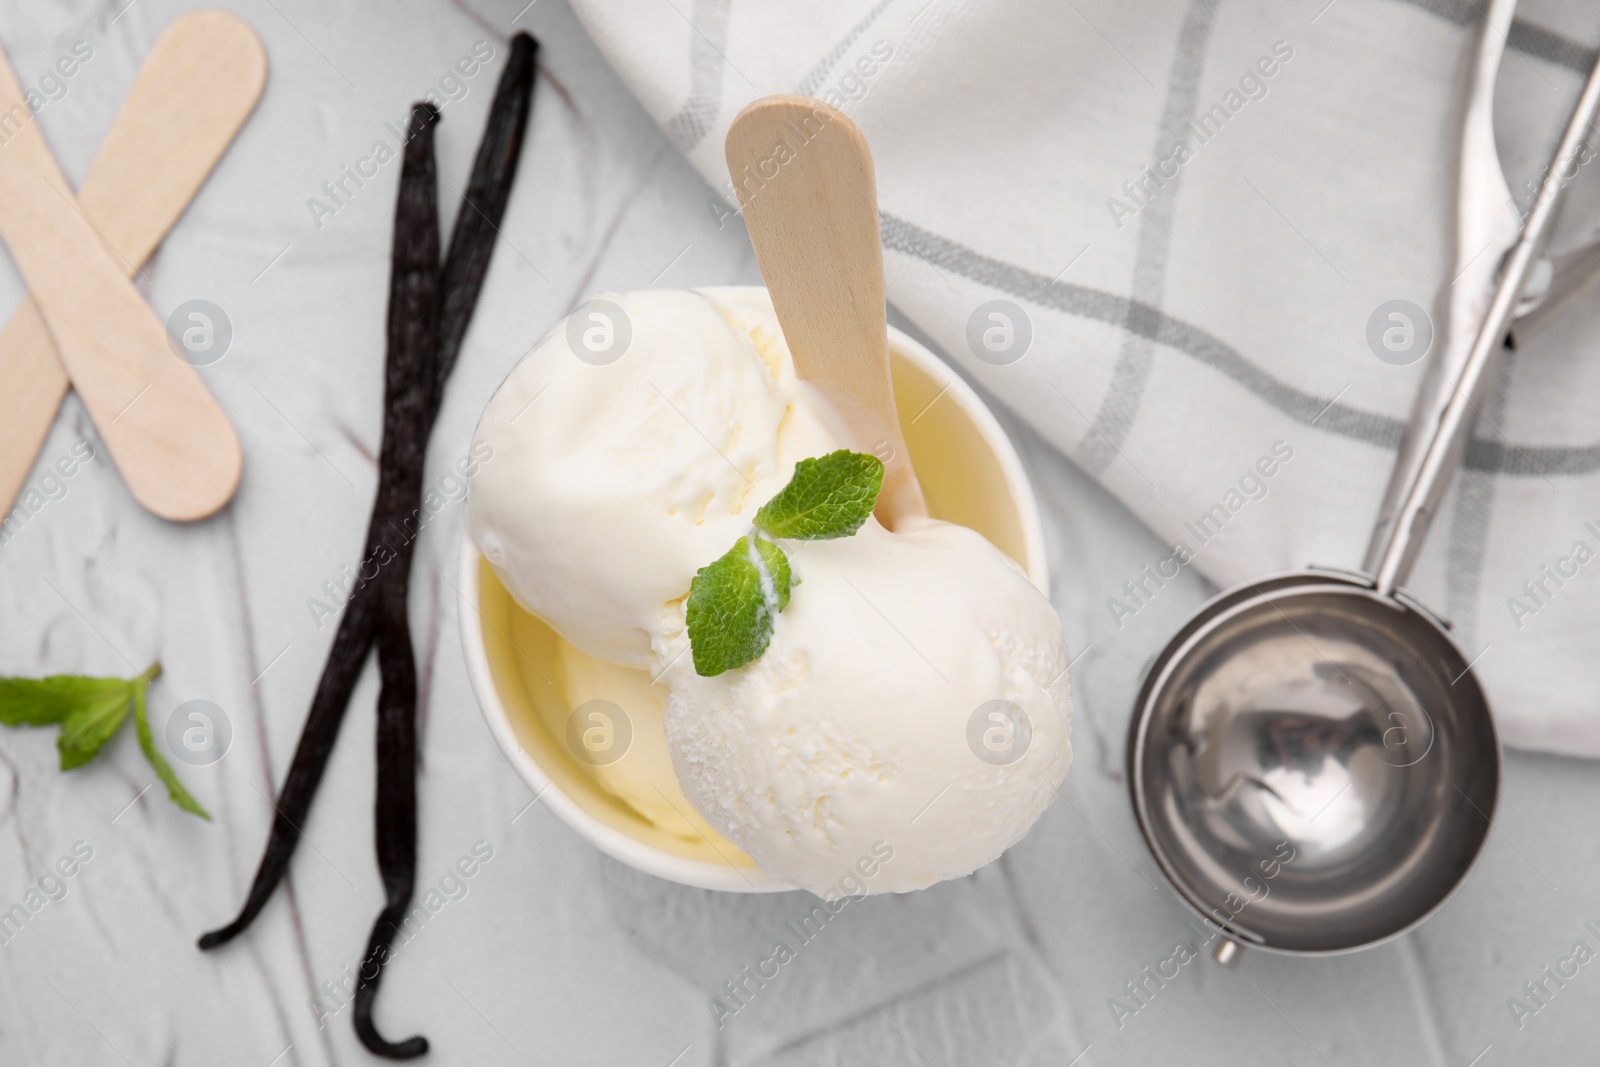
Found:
<box><xmin>0</xmin><ymin>1</ymin><xmax>1595</xmax><ymax>1064</ymax></box>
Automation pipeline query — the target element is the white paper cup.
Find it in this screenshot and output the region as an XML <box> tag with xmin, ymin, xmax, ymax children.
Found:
<box><xmin>458</xmin><ymin>287</ymin><xmax>1049</xmax><ymax>892</ymax></box>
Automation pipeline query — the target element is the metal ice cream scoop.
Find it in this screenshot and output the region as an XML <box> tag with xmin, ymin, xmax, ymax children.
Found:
<box><xmin>1128</xmin><ymin>0</ymin><xmax>1600</xmax><ymax>957</ymax></box>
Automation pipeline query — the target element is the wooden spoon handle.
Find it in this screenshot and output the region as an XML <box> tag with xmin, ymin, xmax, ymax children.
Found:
<box><xmin>0</xmin><ymin>23</ymin><xmax>254</xmax><ymax>522</ymax></box>
<box><xmin>726</xmin><ymin>94</ymin><xmax>926</xmax><ymax>528</ymax></box>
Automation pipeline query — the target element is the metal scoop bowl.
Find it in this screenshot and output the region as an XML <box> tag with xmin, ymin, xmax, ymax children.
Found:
<box><xmin>1128</xmin><ymin>570</ymin><xmax>1498</xmax><ymax>955</ymax></box>
<box><xmin>1128</xmin><ymin>2</ymin><xmax>1600</xmax><ymax>958</ymax></box>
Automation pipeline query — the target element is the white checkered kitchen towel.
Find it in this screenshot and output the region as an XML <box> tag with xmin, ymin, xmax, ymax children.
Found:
<box><xmin>568</xmin><ymin>0</ymin><xmax>1600</xmax><ymax>757</ymax></box>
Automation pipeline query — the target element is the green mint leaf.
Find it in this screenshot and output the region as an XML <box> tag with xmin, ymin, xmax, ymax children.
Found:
<box><xmin>686</xmin><ymin>535</ymin><xmax>792</xmax><ymax>677</ymax></box>
<box><xmin>755</xmin><ymin>450</ymin><xmax>884</xmax><ymax>541</ymax></box>
<box><xmin>753</xmin><ymin>535</ymin><xmax>793</xmax><ymax>612</ymax></box>
<box><xmin>132</xmin><ymin>673</ymin><xmax>210</xmax><ymax>821</ymax></box>
<box><xmin>683</xmin><ymin>450</ymin><xmax>883</xmax><ymax>675</ymax></box>
<box><xmin>0</xmin><ymin>676</ymin><xmax>132</xmax><ymax>727</ymax></box>
<box><xmin>0</xmin><ymin>664</ymin><xmax>208</xmax><ymax>819</ymax></box>
<box><xmin>56</xmin><ymin>682</ymin><xmax>136</xmax><ymax>771</ymax></box>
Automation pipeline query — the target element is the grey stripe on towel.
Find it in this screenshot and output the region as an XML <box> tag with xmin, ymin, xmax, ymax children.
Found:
<box><xmin>879</xmin><ymin>212</ymin><xmax>1600</xmax><ymax>475</ymax></box>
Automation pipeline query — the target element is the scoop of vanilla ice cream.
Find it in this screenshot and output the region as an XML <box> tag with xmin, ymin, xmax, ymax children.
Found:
<box><xmin>468</xmin><ymin>289</ymin><xmax>839</xmax><ymax>667</ymax></box>
<box><xmin>660</xmin><ymin>519</ymin><xmax>1073</xmax><ymax>894</ymax></box>
<box><xmin>557</xmin><ymin>639</ymin><xmax>725</xmax><ymax>843</ymax></box>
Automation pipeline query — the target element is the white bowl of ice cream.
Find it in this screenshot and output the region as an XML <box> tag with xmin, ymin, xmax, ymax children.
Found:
<box><xmin>458</xmin><ymin>286</ymin><xmax>1068</xmax><ymax>894</ymax></box>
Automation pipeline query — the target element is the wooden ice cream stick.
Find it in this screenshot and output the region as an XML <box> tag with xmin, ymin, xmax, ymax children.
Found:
<box><xmin>726</xmin><ymin>94</ymin><xmax>928</xmax><ymax>529</ymax></box>
<box><xmin>0</xmin><ymin>11</ymin><xmax>265</xmax><ymax>521</ymax></box>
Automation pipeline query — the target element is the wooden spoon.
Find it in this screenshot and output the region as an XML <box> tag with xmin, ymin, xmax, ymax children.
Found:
<box><xmin>0</xmin><ymin>13</ymin><xmax>262</xmax><ymax>522</ymax></box>
<box><xmin>726</xmin><ymin>94</ymin><xmax>927</xmax><ymax>529</ymax></box>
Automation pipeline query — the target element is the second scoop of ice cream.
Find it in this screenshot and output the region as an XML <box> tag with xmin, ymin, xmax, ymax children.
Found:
<box><xmin>660</xmin><ymin>518</ymin><xmax>1074</xmax><ymax>895</ymax></box>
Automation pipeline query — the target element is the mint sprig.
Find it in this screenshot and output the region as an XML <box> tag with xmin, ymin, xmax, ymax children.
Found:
<box><xmin>0</xmin><ymin>663</ymin><xmax>210</xmax><ymax>819</ymax></box>
<box><xmin>686</xmin><ymin>450</ymin><xmax>883</xmax><ymax>677</ymax></box>
<box><xmin>685</xmin><ymin>536</ymin><xmax>792</xmax><ymax>677</ymax></box>
<box><xmin>755</xmin><ymin>450</ymin><xmax>884</xmax><ymax>539</ymax></box>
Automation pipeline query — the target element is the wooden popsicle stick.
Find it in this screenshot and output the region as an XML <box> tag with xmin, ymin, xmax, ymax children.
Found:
<box><xmin>0</xmin><ymin>12</ymin><xmax>264</xmax><ymax>521</ymax></box>
<box><xmin>0</xmin><ymin>304</ymin><xmax>64</xmax><ymax>520</ymax></box>
<box><xmin>725</xmin><ymin>94</ymin><xmax>927</xmax><ymax>529</ymax></box>
<box><xmin>0</xmin><ymin>21</ymin><xmax>257</xmax><ymax>522</ymax></box>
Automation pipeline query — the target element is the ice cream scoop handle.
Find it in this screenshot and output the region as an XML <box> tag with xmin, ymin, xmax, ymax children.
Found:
<box><xmin>1369</xmin><ymin>33</ymin><xmax>1600</xmax><ymax>595</ymax></box>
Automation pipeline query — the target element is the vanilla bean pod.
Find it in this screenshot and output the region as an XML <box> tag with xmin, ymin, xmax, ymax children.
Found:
<box><xmin>353</xmin><ymin>37</ymin><xmax>536</xmax><ymax>1059</ymax></box>
<box><xmin>199</xmin><ymin>32</ymin><xmax>538</xmax><ymax>1060</ymax></box>
<box><xmin>197</xmin><ymin>104</ymin><xmax>443</xmax><ymax>954</ymax></box>
<box><xmin>346</xmin><ymin>101</ymin><xmax>441</xmax><ymax>1060</ymax></box>
<box><xmin>431</xmin><ymin>33</ymin><xmax>538</xmax><ymax>409</ymax></box>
